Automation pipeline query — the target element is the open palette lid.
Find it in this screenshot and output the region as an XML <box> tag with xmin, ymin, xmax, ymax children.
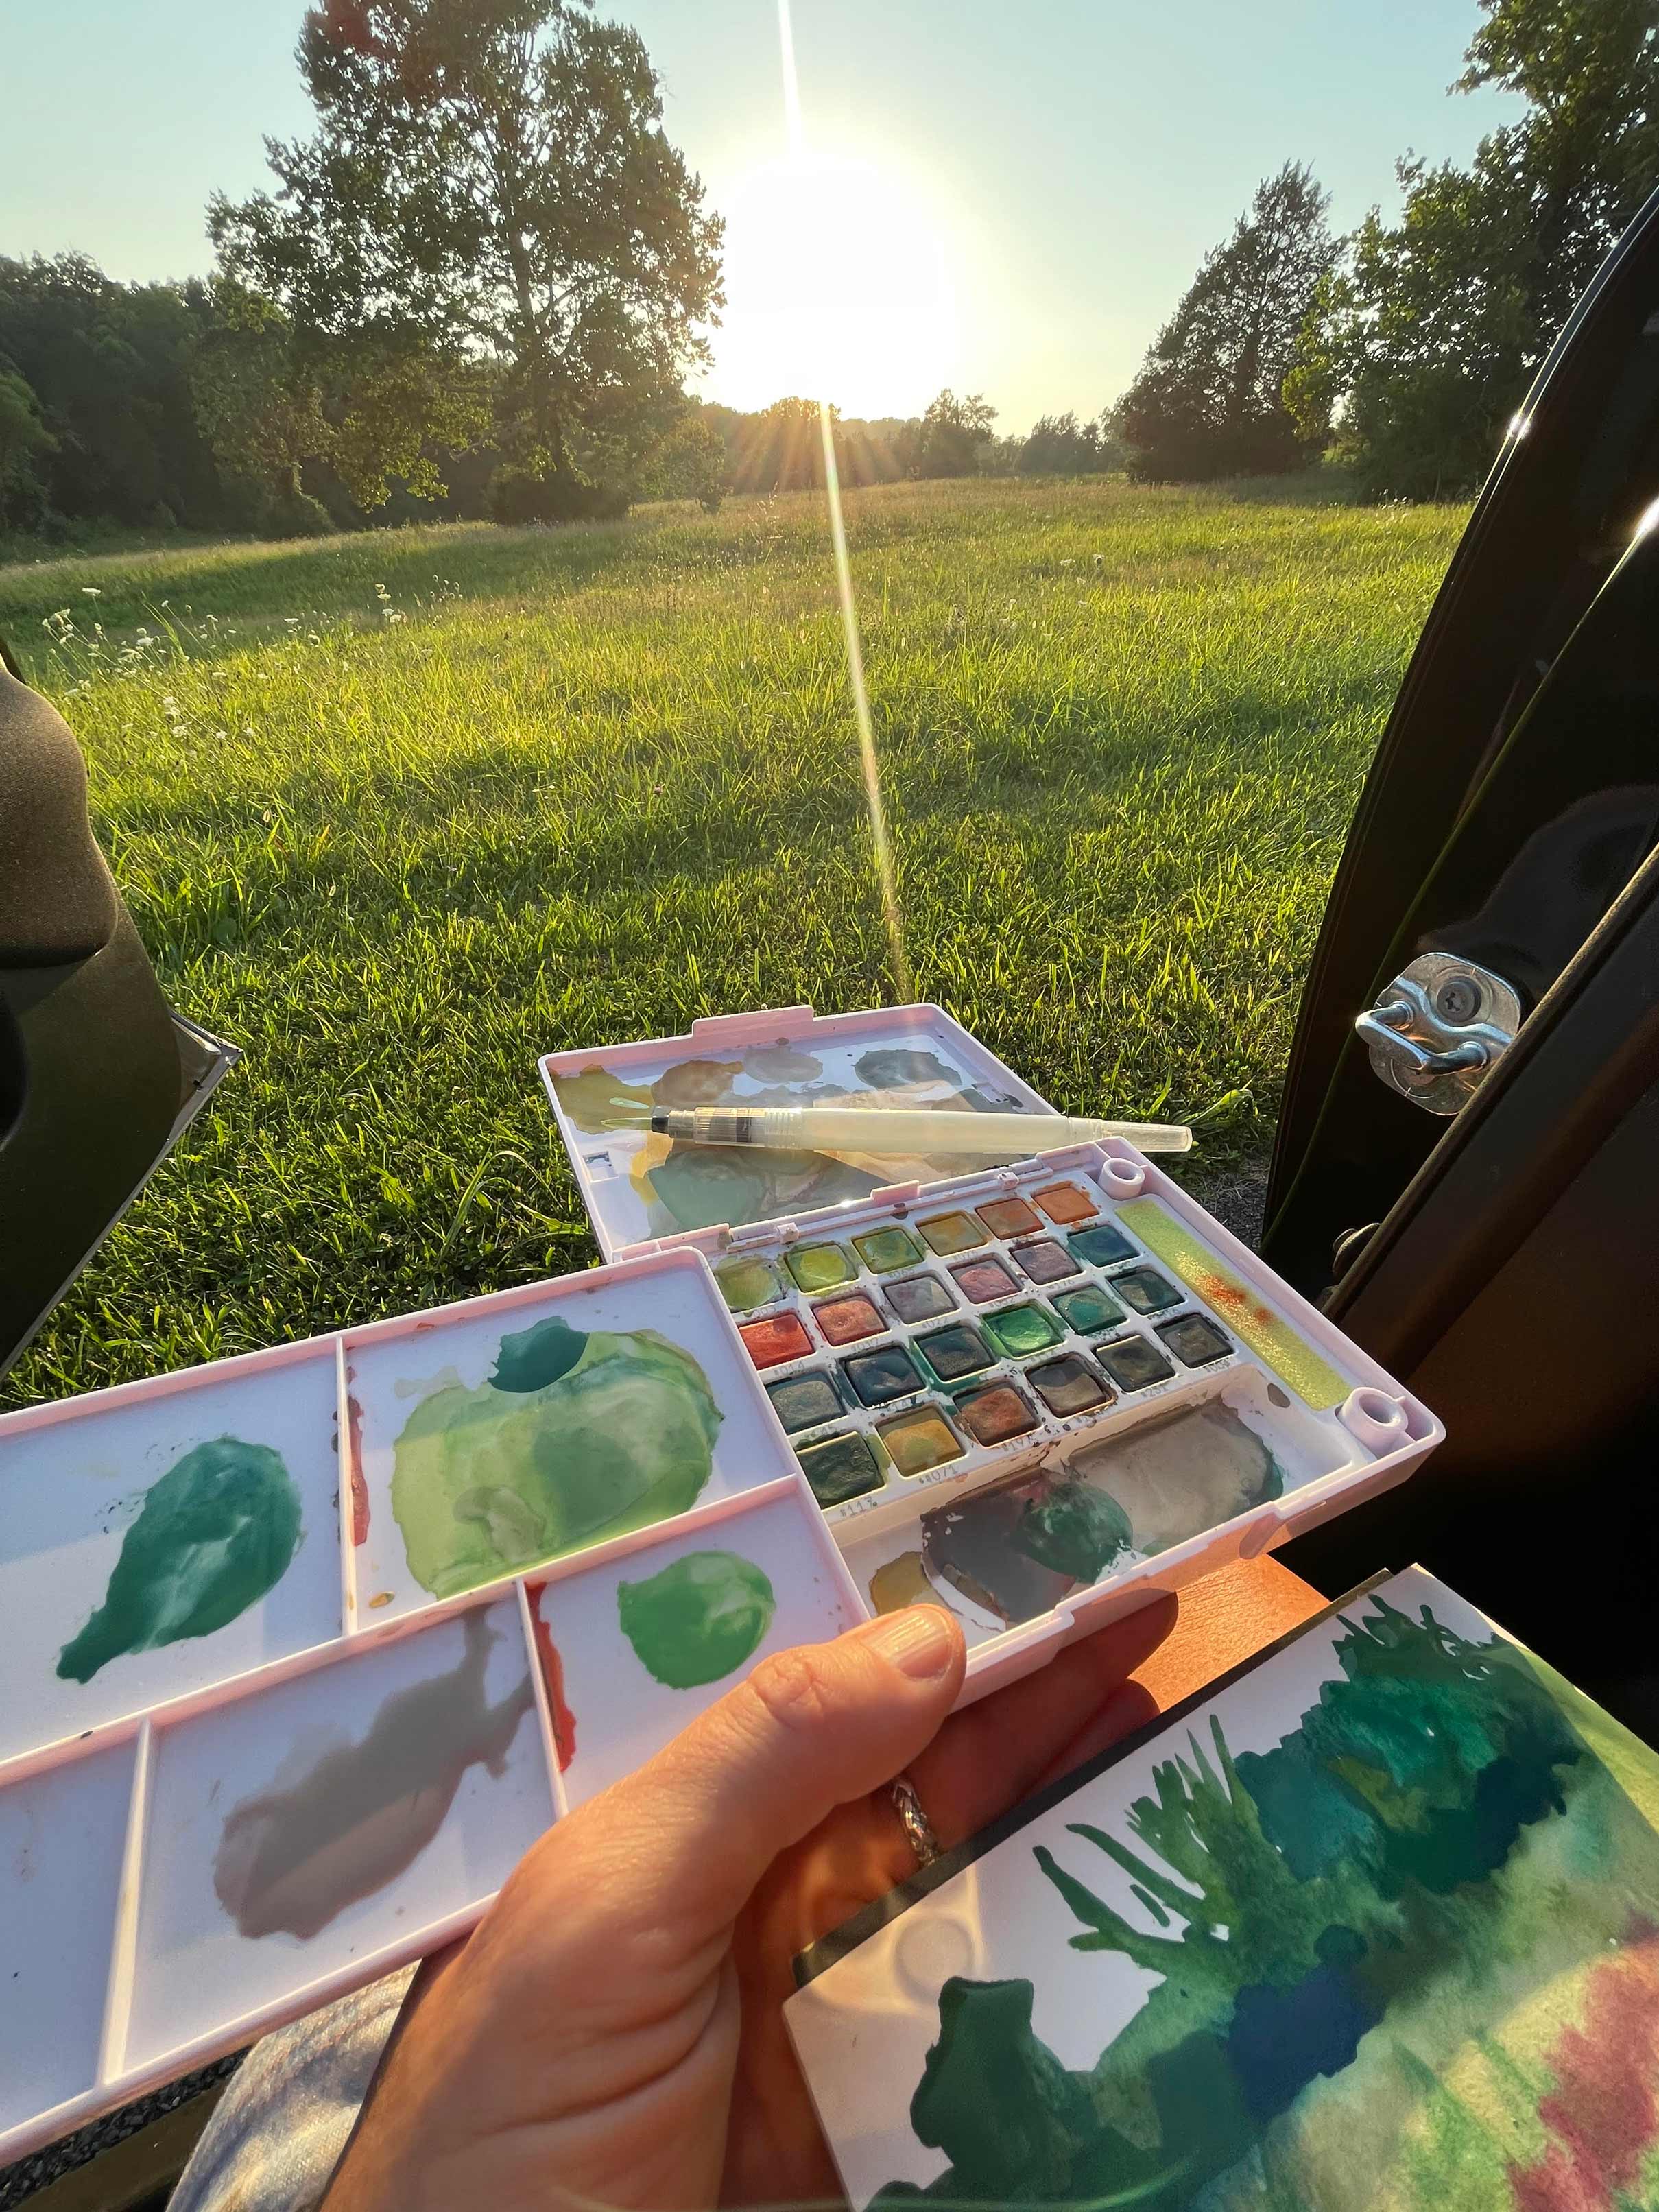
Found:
<box><xmin>539</xmin><ymin>1003</ymin><xmax>1062</xmax><ymax>1263</ymax></box>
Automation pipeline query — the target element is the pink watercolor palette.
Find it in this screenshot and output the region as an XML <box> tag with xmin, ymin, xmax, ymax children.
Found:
<box><xmin>0</xmin><ymin>1252</ymin><xmax>861</xmax><ymax>2164</ymax></box>
<box><xmin>539</xmin><ymin>1003</ymin><xmax>1058</xmax><ymax>1262</ymax></box>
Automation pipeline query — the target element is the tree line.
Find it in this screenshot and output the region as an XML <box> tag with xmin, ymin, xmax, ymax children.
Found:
<box><xmin>3</xmin><ymin>0</ymin><xmax>1656</xmax><ymax>540</ymax></box>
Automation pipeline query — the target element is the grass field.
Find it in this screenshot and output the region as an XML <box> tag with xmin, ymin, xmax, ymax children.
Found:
<box><xmin>0</xmin><ymin>475</ymin><xmax>1467</xmax><ymax>1409</ymax></box>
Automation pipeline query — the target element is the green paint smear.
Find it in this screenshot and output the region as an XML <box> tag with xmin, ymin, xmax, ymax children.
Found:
<box><xmin>617</xmin><ymin>1549</ymin><xmax>776</xmax><ymax>1688</ymax></box>
<box><xmin>58</xmin><ymin>1437</ymin><xmax>303</xmax><ymax>1683</ymax></box>
<box><xmin>1015</xmin><ymin>1479</ymin><xmax>1132</xmax><ymax>1581</ymax></box>
<box><xmin>392</xmin><ymin>1318</ymin><xmax>723</xmax><ymax>1599</ymax></box>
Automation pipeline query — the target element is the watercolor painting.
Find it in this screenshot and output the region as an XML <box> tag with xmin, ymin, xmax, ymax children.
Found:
<box><xmin>787</xmin><ymin>1569</ymin><xmax>1659</xmax><ymax>2212</ymax></box>
<box><xmin>58</xmin><ymin>1437</ymin><xmax>302</xmax><ymax>1682</ymax></box>
<box><xmin>549</xmin><ymin>1027</ymin><xmax>1038</xmax><ymax>1246</ymax></box>
<box><xmin>0</xmin><ymin>1350</ymin><xmax>340</xmax><ymax>1769</ymax></box>
<box><xmin>617</xmin><ymin>1549</ymin><xmax>778</xmax><ymax>1688</ymax></box>
<box><xmin>213</xmin><ymin>1609</ymin><xmax>536</xmax><ymax>1940</ymax></box>
<box><xmin>390</xmin><ymin>1313</ymin><xmax>724</xmax><ymax>1599</ymax></box>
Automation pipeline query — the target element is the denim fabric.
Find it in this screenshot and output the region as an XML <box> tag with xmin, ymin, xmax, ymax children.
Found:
<box><xmin>169</xmin><ymin>1969</ymin><xmax>413</xmax><ymax>2212</ymax></box>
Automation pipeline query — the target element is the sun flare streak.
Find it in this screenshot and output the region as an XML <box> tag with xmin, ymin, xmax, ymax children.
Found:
<box><xmin>775</xmin><ymin>0</ymin><xmax>913</xmax><ymax>1001</ymax></box>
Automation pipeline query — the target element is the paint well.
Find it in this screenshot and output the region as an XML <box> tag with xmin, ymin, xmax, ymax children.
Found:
<box><xmin>879</xmin><ymin>1408</ymin><xmax>966</xmax><ymax>1478</ymax></box>
<box><xmin>57</xmin><ymin>1437</ymin><xmax>303</xmax><ymax>1685</ymax></box>
<box><xmin>1066</xmin><ymin>1401</ymin><xmax>1285</xmax><ymax>1556</ymax></box>
<box><xmin>921</xmin><ymin>1471</ymin><xmax>1077</xmax><ymax>1623</ymax></box>
<box><xmin>713</xmin><ymin>1255</ymin><xmax>787</xmax><ymax>1313</ymax></box>
<box><xmin>885</xmin><ymin>1274</ymin><xmax>958</xmax><ymax>1325</ymax></box>
<box><xmin>212</xmin><ymin>1609</ymin><xmax>534</xmax><ymax>1941</ymax></box>
<box><xmin>766</xmin><ymin>1372</ymin><xmax>845</xmax><ymax>1434</ymax></box>
<box><xmin>916</xmin><ymin>1324</ymin><xmax>994</xmax><ymax>1383</ymax></box>
<box><xmin>951</xmin><ymin>1257</ymin><xmax>1021</xmax><ymax>1305</ymax></box>
<box><xmin>1027</xmin><ymin>1355</ymin><xmax>1112</xmax><ymax>1417</ymax></box>
<box><xmin>982</xmin><ymin>1305</ymin><xmax>1064</xmax><ymax>1360</ymax></box>
<box><xmin>739</xmin><ymin>1313</ymin><xmax>815</xmax><ymax>1370</ymax></box>
<box><xmin>617</xmin><ymin>1550</ymin><xmax>776</xmax><ymax>1689</ymax></box>
<box><xmin>1053</xmin><ymin>1285</ymin><xmax>1126</xmax><ymax>1336</ymax></box>
<box><xmin>1096</xmin><ymin>1334</ymin><xmax>1176</xmax><ymax>1392</ymax></box>
<box><xmin>1012</xmin><ymin>1239</ymin><xmax>1081</xmax><ymax>1285</ymax></box>
<box><xmin>797</xmin><ymin>1431</ymin><xmax>884</xmax><ymax>1506</ymax></box>
<box><xmin>1031</xmin><ymin>1183</ymin><xmax>1098</xmax><ymax>1225</ymax></box>
<box><xmin>1117</xmin><ymin>1200</ymin><xmax>1350</xmax><ymax>1409</ymax></box>
<box><xmin>918</xmin><ymin>1211</ymin><xmax>988</xmax><ymax>1256</ymax></box>
<box><xmin>390</xmin><ymin>1317</ymin><xmax>723</xmax><ymax>1598</ymax></box>
<box><xmin>844</xmin><ymin>1345</ymin><xmax>926</xmax><ymax>1407</ymax></box>
<box><xmin>957</xmin><ymin>1383</ymin><xmax>1040</xmax><ymax>1447</ymax></box>
<box><xmin>975</xmin><ymin>1196</ymin><xmax>1042</xmax><ymax>1239</ymax></box>
<box><xmin>854</xmin><ymin>1226</ymin><xmax>924</xmax><ymax>1274</ymax></box>
<box><xmin>1157</xmin><ymin>1313</ymin><xmax>1234</xmax><ymax>1368</ymax></box>
<box><xmin>1112</xmin><ymin>1267</ymin><xmax>1184</xmax><ymax>1316</ymax></box>
<box><xmin>787</xmin><ymin>1242</ymin><xmax>855</xmax><ymax>1294</ymax></box>
<box><xmin>813</xmin><ymin>1294</ymin><xmax>886</xmax><ymax>1347</ymax></box>
<box><xmin>1068</xmin><ymin>1222</ymin><xmax>1138</xmax><ymax>1268</ymax></box>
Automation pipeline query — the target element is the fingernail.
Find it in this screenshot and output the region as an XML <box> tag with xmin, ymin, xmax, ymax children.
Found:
<box><xmin>859</xmin><ymin>1605</ymin><xmax>961</xmax><ymax>1682</ymax></box>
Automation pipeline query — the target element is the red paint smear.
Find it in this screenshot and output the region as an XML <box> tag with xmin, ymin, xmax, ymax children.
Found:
<box><xmin>346</xmin><ymin>1392</ymin><xmax>370</xmax><ymax>1546</ymax></box>
<box><xmin>528</xmin><ymin>1587</ymin><xmax>577</xmax><ymax>1771</ymax></box>
<box><xmin>1194</xmin><ymin>1271</ymin><xmax>1277</xmax><ymax>1331</ymax></box>
<box><xmin>1507</xmin><ymin>1917</ymin><xmax>1659</xmax><ymax>2212</ymax></box>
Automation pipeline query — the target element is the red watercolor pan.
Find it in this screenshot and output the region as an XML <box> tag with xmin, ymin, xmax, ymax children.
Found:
<box><xmin>738</xmin><ymin>1313</ymin><xmax>815</xmax><ymax>1369</ymax></box>
<box><xmin>813</xmin><ymin>1294</ymin><xmax>886</xmax><ymax>1348</ymax></box>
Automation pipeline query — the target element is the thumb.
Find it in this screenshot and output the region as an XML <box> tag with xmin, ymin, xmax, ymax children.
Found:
<box><xmin>604</xmin><ymin>1604</ymin><xmax>966</xmax><ymax>1932</ymax></box>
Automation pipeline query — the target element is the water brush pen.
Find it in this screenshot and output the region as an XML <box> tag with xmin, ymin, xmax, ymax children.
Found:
<box><xmin>649</xmin><ymin>1105</ymin><xmax>1193</xmax><ymax>1155</ymax></box>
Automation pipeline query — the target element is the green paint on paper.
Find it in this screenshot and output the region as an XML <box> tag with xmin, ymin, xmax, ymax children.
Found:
<box><xmin>983</xmin><ymin>1304</ymin><xmax>1064</xmax><ymax>1360</ymax></box>
<box><xmin>213</xmin><ymin>1608</ymin><xmax>532</xmax><ymax>1940</ymax></box>
<box><xmin>798</xmin><ymin>1430</ymin><xmax>884</xmax><ymax>1506</ymax></box>
<box><xmin>58</xmin><ymin>1437</ymin><xmax>303</xmax><ymax>1684</ymax></box>
<box><xmin>1014</xmin><ymin>1479</ymin><xmax>1131</xmax><ymax>1580</ymax></box>
<box><xmin>392</xmin><ymin>1318</ymin><xmax>721</xmax><ymax>1599</ymax></box>
<box><xmin>617</xmin><ymin>1549</ymin><xmax>776</xmax><ymax>1688</ymax></box>
<box><xmin>854</xmin><ymin>1226</ymin><xmax>924</xmax><ymax>1274</ymax></box>
<box><xmin>551</xmin><ymin>1063</ymin><xmax>654</xmax><ymax>1133</ymax></box>
<box><xmin>713</xmin><ymin>1254</ymin><xmax>785</xmax><ymax>1313</ymax></box>
<box><xmin>787</xmin><ymin>1241</ymin><xmax>854</xmax><ymax>1292</ymax></box>
<box><xmin>1117</xmin><ymin>1198</ymin><xmax>1349</xmax><ymax>1408</ymax></box>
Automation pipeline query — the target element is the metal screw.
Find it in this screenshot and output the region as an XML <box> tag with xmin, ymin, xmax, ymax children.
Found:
<box><xmin>1433</xmin><ymin>975</ymin><xmax>1482</xmax><ymax>1024</ymax></box>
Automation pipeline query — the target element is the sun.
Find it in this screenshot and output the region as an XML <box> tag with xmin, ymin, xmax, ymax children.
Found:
<box><xmin>705</xmin><ymin>151</ymin><xmax>961</xmax><ymax>420</ymax></box>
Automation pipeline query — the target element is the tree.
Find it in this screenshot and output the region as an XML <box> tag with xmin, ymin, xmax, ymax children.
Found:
<box><xmin>914</xmin><ymin>389</ymin><xmax>996</xmax><ymax>478</ymax></box>
<box><xmin>189</xmin><ymin>283</ymin><xmax>490</xmax><ymax>534</ymax></box>
<box><xmin>1018</xmin><ymin>410</ymin><xmax>1110</xmax><ymax>476</ymax></box>
<box><xmin>0</xmin><ymin>254</ymin><xmax>240</xmax><ymax>530</ymax></box>
<box><xmin>0</xmin><ymin>364</ymin><xmax>55</xmax><ymax>530</ymax></box>
<box><xmin>1289</xmin><ymin>0</ymin><xmax>1659</xmax><ymax>500</ymax></box>
<box><xmin>1118</xmin><ymin>163</ymin><xmax>1335</xmax><ymax>482</ymax></box>
<box><xmin>211</xmin><ymin>0</ymin><xmax>723</xmax><ymax>512</ymax></box>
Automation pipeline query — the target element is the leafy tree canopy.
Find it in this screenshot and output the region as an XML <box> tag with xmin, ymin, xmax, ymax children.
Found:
<box><xmin>1289</xmin><ymin>0</ymin><xmax>1659</xmax><ymax>499</ymax></box>
<box><xmin>211</xmin><ymin>0</ymin><xmax>724</xmax><ymax>500</ymax></box>
<box><xmin>1117</xmin><ymin>162</ymin><xmax>1335</xmax><ymax>484</ymax></box>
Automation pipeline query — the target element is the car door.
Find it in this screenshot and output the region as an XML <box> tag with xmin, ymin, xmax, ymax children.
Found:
<box><xmin>1264</xmin><ymin>185</ymin><xmax>1659</xmax><ymax>1737</ymax></box>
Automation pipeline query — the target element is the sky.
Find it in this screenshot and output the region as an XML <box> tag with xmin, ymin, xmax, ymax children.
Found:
<box><xmin>0</xmin><ymin>1</ymin><xmax>1523</xmax><ymax>429</ymax></box>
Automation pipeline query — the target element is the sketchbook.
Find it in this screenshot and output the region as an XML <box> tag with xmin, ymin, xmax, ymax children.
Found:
<box><xmin>786</xmin><ymin>1565</ymin><xmax>1659</xmax><ymax>2211</ymax></box>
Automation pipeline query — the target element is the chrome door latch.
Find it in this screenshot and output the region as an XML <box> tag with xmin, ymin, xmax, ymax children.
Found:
<box><xmin>1355</xmin><ymin>953</ymin><xmax>1520</xmax><ymax>1117</ymax></box>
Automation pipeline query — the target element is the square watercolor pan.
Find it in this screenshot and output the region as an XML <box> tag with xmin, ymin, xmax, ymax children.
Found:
<box><xmin>539</xmin><ymin>1002</ymin><xmax>1058</xmax><ymax>1261</ymax></box>
<box><xmin>0</xmin><ymin>1465</ymin><xmax>861</xmax><ymax>2167</ymax></box>
<box><xmin>627</xmin><ymin>1141</ymin><xmax>1444</xmax><ymax>1663</ymax></box>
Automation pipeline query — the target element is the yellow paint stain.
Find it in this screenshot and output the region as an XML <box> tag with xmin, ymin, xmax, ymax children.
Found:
<box><xmin>368</xmin><ymin>1591</ymin><xmax>393</xmax><ymax>1609</ymax></box>
<box><xmin>1117</xmin><ymin>1200</ymin><xmax>1348</xmax><ymax>1409</ymax></box>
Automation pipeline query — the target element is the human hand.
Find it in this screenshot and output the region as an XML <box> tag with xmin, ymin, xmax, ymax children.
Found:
<box><xmin>320</xmin><ymin>1595</ymin><xmax>1175</xmax><ymax>2212</ymax></box>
